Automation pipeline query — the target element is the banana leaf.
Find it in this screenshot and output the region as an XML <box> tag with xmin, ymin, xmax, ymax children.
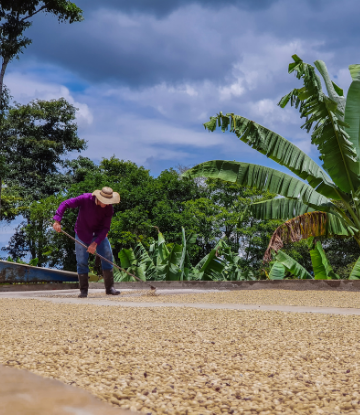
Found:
<box><xmin>179</xmin><ymin>227</ymin><xmax>187</xmax><ymax>281</ymax></box>
<box><xmin>310</xmin><ymin>240</ymin><xmax>340</xmax><ymax>280</ymax></box>
<box><xmin>183</xmin><ymin>160</ymin><xmax>332</xmax><ymax>210</ymax></box>
<box><xmin>268</xmin><ymin>262</ymin><xmax>286</xmax><ymax>280</ymax></box>
<box><xmin>157</xmin><ymin>231</ymin><xmax>170</xmax><ymax>264</ymax></box>
<box><xmin>251</xmin><ymin>198</ymin><xmax>314</xmax><ymax>220</ymax></box>
<box><xmin>349</xmin><ymin>256</ymin><xmax>360</xmax><ymax>280</ymax></box>
<box><xmin>113</xmin><ymin>266</ymin><xmax>127</xmax><ymax>283</ymax></box>
<box><xmin>344</xmin><ymin>77</ymin><xmax>360</xmax><ymax>176</ymax></box>
<box><xmin>220</xmin><ymin>242</ymin><xmax>244</xmax><ymax>280</ymax></box>
<box><xmin>133</xmin><ymin>239</ymin><xmax>183</xmax><ymax>281</ymax></box>
<box><xmin>193</xmin><ymin>247</ymin><xmax>225</xmax><ymax>280</ymax></box>
<box><xmin>314</xmin><ymin>60</ymin><xmax>345</xmax><ymax>113</ymax></box>
<box><xmin>133</xmin><ymin>242</ymin><xmax>156</xmax><ymax>279</ymax></box>
<box><xmin>349</xmin><ymin>65</ymin><xmax>360</xmax><ymax>81</ymax></box>
<box><xmin>118</xmin><ymin>248</ymin><xmax>137</xmax><ymax>268</ymax></box>
<box><xmin>251</xmin><ymin>197</ymin><xmax>344</xmax><ymax>221</ymax></box>
<box><xmin>118</xmin><ymin>248</ymin><xmax>147</xmax><ymax>281</ymax></box>
<box><xmin>155</xmin><ymin>243</ymin><xmax>183</xmax><ymax>280</ymax></box>
<box><xmin>274</xmin><ymin>250</ymin><xmax>313</xmax><ymax>279</ymax></box>
<box><xmin>280</xmin><ymin>55</ymin><xmax>360</xmax><ymax>194</ymax></box>
<box><xmin>203</xmin><ymin>112</ymin><xmax>343</xmax><ymax>200</ymax></box>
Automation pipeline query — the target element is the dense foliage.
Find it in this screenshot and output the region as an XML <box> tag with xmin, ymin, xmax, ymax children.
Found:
<box><xmin>1</xmin><ymin>45</ymin><xmax>358</xmax><ymax>280</ymax></box>
<box><xmin>3</xmin><ymin>157</ymin><xmax>286</xmax><ymax>274</ymax></box>
<box><xmin>184</xmin><ymin>55</ymin><xmax>360</xmax><ymax>280</ymax></box>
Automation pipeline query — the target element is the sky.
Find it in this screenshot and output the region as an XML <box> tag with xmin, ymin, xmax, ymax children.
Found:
<box><xmin>1</xmin><ymin>0</ymin><xmax>360</xmax><ymax>249</ymax></box>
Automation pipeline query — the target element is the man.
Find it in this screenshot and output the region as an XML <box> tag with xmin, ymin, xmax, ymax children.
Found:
<box><xmin>53</xmin><ymin>186</ymin><xmax>120</xmax><ymax>298</ymax></box>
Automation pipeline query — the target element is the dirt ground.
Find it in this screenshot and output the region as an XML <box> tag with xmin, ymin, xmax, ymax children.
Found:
<box><xmin>1</xmin><ymin>296</ymin><xmax>360</xmax><ymax>414</ymax></box>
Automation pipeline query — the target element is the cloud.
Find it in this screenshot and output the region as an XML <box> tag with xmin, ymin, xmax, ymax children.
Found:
<box><xmin>75</xmin><ymin>0</ymin><xmax>279</xmax><ymax>17</ymax></box>
<box><xmin>6</xmin><ymin>0</ymin><xmax>360</xmax><ymax>178</ymax></box>
<box><xmin>24</xmin><ymin>6</ymin><xmax>237</xmax><ymax>87</ymax></box>
<box><xmin>6</xmin><ymin>72</ymin><xmax>93</xmax><ymax>128</ymax></box>
<box><xmin>16</xmin><ymin>0</ymin><xmax>359</xmax><ymax>92</ymax></box>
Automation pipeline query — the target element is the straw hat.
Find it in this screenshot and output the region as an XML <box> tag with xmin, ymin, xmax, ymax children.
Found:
<box><xmin>92</xmin><ymin>187</ymin><xmax>120</xmax><ymax>204</ymax></box>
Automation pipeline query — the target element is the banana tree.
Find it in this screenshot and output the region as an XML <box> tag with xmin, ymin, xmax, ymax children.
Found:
<box><xmin>268</xmin><ymin>240</ymin><xmax>339</xmax><ymax>280</ymax></box>
<box><xmin>220</xmin><ymin>240</ymin><xmax>257</xmax><ymax>280</ymax></box>
<box><xmin>115</xmin><ymin>227</ymin><xmax>227</xmax><ymax>281</ymax></box>
<box><xmin>183</xmin><ymin>55</ymin><xmax>360</xmax><ymax>278</ymax></box>
<box><xmin>268</xmin><ymin>250</ymin><xmax>312</xmax><ymax>280</ymax></box>
<box><xmin>116</xmin><ymin>230</ymin><xmax>184</xmax><ymax>281</ymax></box>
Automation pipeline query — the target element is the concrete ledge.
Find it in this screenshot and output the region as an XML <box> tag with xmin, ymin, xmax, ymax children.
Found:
<box><xmin>0</xmin><ymin>283</ymin><xmax>79</xmax><ymax>292</ymax></box>
<box><xmin>90</xmin><ymin>280</ymin><xmax>360</xmax><ymax>291</ymax></box>
<box><xmin>0</xmin><ymin>365</ymin><xmax>135</xmax><ymax>415</ymax></box>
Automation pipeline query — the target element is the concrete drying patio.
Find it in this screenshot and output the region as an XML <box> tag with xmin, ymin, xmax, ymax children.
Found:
<box><xmin>2</xmin><ymin>286</ymin><xmax>360</xmax><ymax>414</ymax></box>
<box><xmin>2</xmin><ymin>287</ymin><xmax>360</xmax><ymax>315</ymax></box>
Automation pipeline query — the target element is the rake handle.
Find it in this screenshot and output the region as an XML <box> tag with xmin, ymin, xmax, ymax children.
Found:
<box><xmin>60</xmin><ymin>229</ymin><xmax>153</xmax><ymax>287</ymax></box>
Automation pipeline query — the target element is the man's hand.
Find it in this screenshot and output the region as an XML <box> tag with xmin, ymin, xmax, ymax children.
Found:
<box><xmin>53</xmin><ymin>221</ymin><xmax>61</xmax><ymax>233</ymax></box>
<box><xmin>87</xmin><ymin>242</ymin><xmax>97</xmax><ymax>254</ymax></box>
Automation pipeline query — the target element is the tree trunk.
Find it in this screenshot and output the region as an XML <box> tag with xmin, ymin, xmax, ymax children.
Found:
<box><xmin>0</xmin><ymin>57</ymin><xmax>9</xmax><ymax>221</ymax></box>
<box><xmin>0</xmin><ymin>57</ymin><xmax>9</xmax><ymax>98</ymax></box>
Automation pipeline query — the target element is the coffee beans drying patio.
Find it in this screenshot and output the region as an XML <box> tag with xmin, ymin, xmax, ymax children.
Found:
<box><xmin>1</xmin><ymin>298</ymin><xmax>360</xmax><ymax>414</ymax></box>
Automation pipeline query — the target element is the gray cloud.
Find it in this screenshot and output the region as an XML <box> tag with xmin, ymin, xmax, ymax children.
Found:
<box><xmin>24</xmin><ymin>6</ymin><xmax>239</xmax><ymax>87</ymax></box>
<box><xmin>75</xmin><ymin>0</ymin><xmax>279</xmax><ymax>17</ymax></box>
<box><xmin>6</xmin><ymin>0</ymin><xmax>360</xmax><ymax>170</ymax></box>
<box><xmin>17</xmin><ymin>0</ymin><xmax>360</xmax><ymax>92</ymax></box>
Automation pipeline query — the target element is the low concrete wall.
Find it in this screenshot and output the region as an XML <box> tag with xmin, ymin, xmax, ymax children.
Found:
<box><xmin>91</xmin><ymin>280</ymin><xmax>360</xmax><ymax>292</ymax></box>
<box><xmin>3</xmin><ymin>280</ymin><xmax>360</xmax><ymax>292</ymax></box>
<box><xmin>0</xmin><ymin>282</ymin><xmax>78</xmax><ymax>292</ymax></box>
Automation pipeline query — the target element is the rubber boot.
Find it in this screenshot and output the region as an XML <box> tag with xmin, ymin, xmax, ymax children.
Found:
<box><xmin>103</xmin><ymin>269</ymin><xmax>120</xmax><ymax>295</ymax></box>
<box><xmin>78</xmin><ymin>273</ymin><xmax>89</xmax><ymax>298</ymax></box>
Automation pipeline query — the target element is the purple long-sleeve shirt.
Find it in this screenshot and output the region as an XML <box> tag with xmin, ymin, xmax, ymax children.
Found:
<box><xmin>53</xmin><ymin>193</ymin><xmax>114</xmax><ymax>245</ymax></box>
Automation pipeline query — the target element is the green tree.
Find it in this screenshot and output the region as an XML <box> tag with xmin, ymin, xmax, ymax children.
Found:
<box><xmin>0</xmin><ymin>1</ymin><xmax>83</xmax><ymax>218</ymax></box>
<box><xmin>7</xmin><ymin>159</ymin><xmax>207</xmax><ymax>269</ymax></box>
<box><xmin>2</xmin><ymin>157</ymin><xmax>98</xmax><ymax>266</ymax></box>
<box><xmin>182</xmin><ymin>197</ymin><xmax>225</xmax><ymax>260</ymax></box>
<box><xmin>0</xmin><ymin>1</ymin><xmax>83</xmax><ymax>96</ymax></box>
<box><xmin>0</xmin><ymin>183</ymin><xmax>23</xmax><ymax>222</ymax></box>
<box><xmin>204</xmin><ymin>179</ymin><xmax>280</xmax><ymax>267</ymax></box>
<box><xmin>3</xmin><ymin>98</ymin><xmax>86</xmax><ymax>203</ymax></box>
<box><xmin>184</xmin><ymin>55</ymin><xmax>360</xmax><ymax>279</ymax></box>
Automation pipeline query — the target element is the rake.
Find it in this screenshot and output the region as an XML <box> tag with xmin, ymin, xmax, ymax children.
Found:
<box><xmin>60</xmin><ymin>229</ymin><xmax>157</xmax><ymax>295</ymax></box>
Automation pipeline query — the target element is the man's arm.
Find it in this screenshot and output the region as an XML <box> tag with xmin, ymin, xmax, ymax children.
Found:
<box><xmin>53</xmin><ymin>195</ymin><xmax>85</xmax><ymax>232</ymax></box>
